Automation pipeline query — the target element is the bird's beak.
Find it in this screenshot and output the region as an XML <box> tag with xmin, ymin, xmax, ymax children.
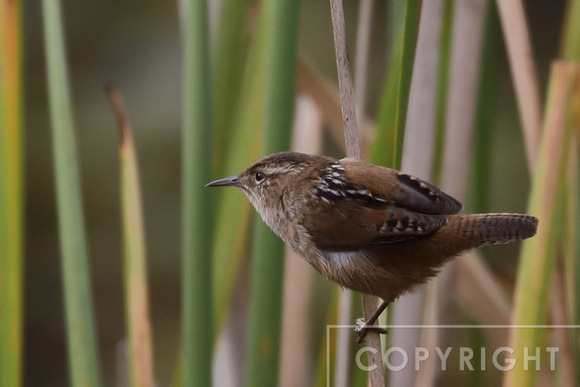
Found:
<box><xmin>205</xmin><ymin>176</ymin><xmax>241</xmax><ymax>188</ymax></box>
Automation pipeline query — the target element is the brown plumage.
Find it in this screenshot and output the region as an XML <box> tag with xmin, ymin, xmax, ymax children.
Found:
<box><xmin>207</xmin><ymin>152</ymin><xmax>538</xmax><ymax>338</ymax></box>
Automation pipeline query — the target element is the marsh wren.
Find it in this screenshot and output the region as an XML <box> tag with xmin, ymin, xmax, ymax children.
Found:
<box><xmin>207</xmin><ymin>152</ymin><xmax>538</xmax><ymax>341</ymax></box>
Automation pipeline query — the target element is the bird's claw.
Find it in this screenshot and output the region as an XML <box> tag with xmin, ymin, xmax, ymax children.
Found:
<box><xmin>355</xmin><ymin>318</ymin><xmax>388</xmax><ymax>343</ymax></box>
<box><xmin>354</xmin><ymin>318</ymin><xmax>365</xmax><ymax>332</ymax></box>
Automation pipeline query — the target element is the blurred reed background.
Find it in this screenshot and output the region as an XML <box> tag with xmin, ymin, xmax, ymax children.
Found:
<box><xmin>1</xmin><ymin>0</ymin><xmax>578</xmax><ymax>386</ymax></box>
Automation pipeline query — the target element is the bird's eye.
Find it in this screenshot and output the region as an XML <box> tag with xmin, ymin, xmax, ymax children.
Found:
<box><xmin>255</xmin><ymin>171</ymin><xmax>266</xmax><ymax>182</ymax></box>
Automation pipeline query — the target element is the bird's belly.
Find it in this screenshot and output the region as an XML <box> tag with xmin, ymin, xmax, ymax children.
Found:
<box><xmin>316</xmin><ymin>247</ymin><xmax>447</xmax><ymax>301</ymax></box>
<box><xmin>316</xmin><ymin>250</ymin><xmax>401</xmax><ymax>301</ymax></box>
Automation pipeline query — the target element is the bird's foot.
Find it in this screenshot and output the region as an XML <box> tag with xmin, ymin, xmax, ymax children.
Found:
<box><xmin>355</xmin><ymin>318</ymin><xmax>388</xmax><ymax>343</ymax></box>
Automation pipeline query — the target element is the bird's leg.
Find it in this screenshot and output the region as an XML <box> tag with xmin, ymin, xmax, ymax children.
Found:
<box><xmin>355</xmin><ymin>300</ymin><xmax>390</xmax><ymax>343</ymax></box>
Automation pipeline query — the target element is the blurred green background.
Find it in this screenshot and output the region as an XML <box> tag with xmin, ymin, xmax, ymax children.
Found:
<box><xmin>21</xmin><ymin>0</ymin><xmax>565</xmax><ymax>385</ymax></box>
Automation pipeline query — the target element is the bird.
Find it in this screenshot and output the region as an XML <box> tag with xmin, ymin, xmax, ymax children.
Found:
<box><xmin>206</xmin><ymin>151</ymin><xmax>538</xmax><ymax>342</ymax></box>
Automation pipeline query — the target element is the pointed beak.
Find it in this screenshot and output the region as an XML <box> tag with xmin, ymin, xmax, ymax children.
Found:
<box><xmin>205</xmin><ymin>175</ymin><xmax>241</xmax><ymax>188</ymax></box>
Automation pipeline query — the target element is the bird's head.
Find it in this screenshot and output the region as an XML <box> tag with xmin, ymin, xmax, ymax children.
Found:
<box><xmin>206</xmin><ymin>152</ymin><xmax>322</xmax><ymax>216</ymax></box>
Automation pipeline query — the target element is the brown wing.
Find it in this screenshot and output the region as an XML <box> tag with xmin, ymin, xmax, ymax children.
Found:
<box><xmin>302</xmin><ymin>159</ymin><xmax>459</xmax><ymax>251</ymax></box>
<box><xmin>305</xmin><ymin>201</ymin><xmax>448</xmax><ymax>251</ymax></box>
<box><xmin>340</xmin><ymin>159</ymin><xmax>462</xmax><ymax>214</ymax></box>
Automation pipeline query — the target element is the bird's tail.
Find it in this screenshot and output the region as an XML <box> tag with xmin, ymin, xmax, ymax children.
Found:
<box><xmin>448</xmin><ymin>213</ymin><xmax>539</xmax><ymax>246</ymax></box>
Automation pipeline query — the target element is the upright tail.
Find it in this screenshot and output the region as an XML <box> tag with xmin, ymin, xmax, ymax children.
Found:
<box><xmin>448</xmin><ymin>213</ymin><xmax>539</xmax><ymax>246</ymax></box>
